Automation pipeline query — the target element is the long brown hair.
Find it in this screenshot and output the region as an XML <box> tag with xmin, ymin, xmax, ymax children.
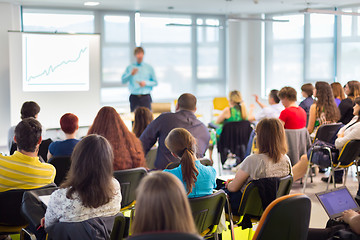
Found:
<box><xmin>314</xmin><ymin>81</ymin><xmax>340</xmax><ymax>123</ymax></box>
<box><xmin>256</xmin><ymin>118</ymin><xmax>287</xmax><ymax>163</ymax></box>
<box><xmin>355</xmin><ymin>97</ymin><xmax>360</xmax><ymax>123</ymax></box>
<box><xmin>131</xmin><ymin>172</ymin><xmax>198</xmax><ymax>235</ymax></box>
<box><xmin>331</xmin><ymin>82</ymin><xmax>345</xmax><ymax>100</ymax></box>
<box><xmin>346</xmin><ymin>80</ymin><xmax>360</xmax><ymax>100</ymax></box>
<box><xmin>88</xmin><ymin>106</ymin><xmax>146</xmax><ymax>170</ymax></box>
<box><xmin>165</xmin><ymin>128</ymin><xmax>199</xmax><ymax>194</ymax></box>
<box><xmin>62</xmin><ymin>134</ymin><xmax>115</xmax><ymax>208</ymax></box>
<box><xmin>229</xmin><ymin>90</ymin><xmax>247</xmax><ymax>119</ymax></box>
<box><xmin>132</xmin><ymin>107</ymin><xmax>153</xmax><ymax>138</ymax></box>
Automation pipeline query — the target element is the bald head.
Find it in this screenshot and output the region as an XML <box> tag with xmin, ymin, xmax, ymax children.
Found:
<box><xmin>177</xmin><ymin>93</ymin><xmax>197</xmax><ymax>112</ymax></box>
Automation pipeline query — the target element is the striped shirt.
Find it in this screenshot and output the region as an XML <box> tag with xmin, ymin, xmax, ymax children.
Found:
<box><xmin>0</xmin><ymin>151</ymin><xmax>56</xmax><ymax>192</ymax></box>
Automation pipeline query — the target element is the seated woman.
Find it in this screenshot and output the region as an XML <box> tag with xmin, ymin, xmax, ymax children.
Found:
<box><xmin>164</xmin><ymin>128</ymin><xmax>216</xmax><ymax>198</ymax></box>
<box><xmin>41</xmin><ymin>134</ymin><xmax>122</xmax><ymax>229</ymax></box>
<box><xmin>225</xmin><ymin>118</ymin><xmax>292</xmax><ymax>214</ymax></box>
<box><xmin>88</xmin><ymin>106</ymin><xmax>146</xmax><ymax>170</ymax></box>
<box><xmin>331</xmin><ymin>82</ymin><xmax>345</xmax><ymax>107</ymax></box>
<box><xmin>278</xmin><ymin>86</ymin><xmax>307</xmax><ymax>129</ymax></box>
<box><xmin>339</xmin><ymin>80</ymin><xmax>360</xmax><ymax>124</ymax></box>
<box><xmin>209</xmin><ymin>90</ymin><xmax>248</xmax><ymax>160</ymax></box>
<box><xmin>131</xmin><ymin>172</ymin><xmax>200</xmax><ymax>236</ymax></box>
<box><xmin>299</xmin><ymin>83</ymin><xmax>314</xmax><ymax>118</ymax></box>
<box><xmin>132</xmin><ymin>106</ymin><xmax>153</xmax><ymax>138</ymax></box>
<box><xmin>307</xmin><ymin>82</ymin><xmax>340</xmax><ymax>137</ymax></box>
<box><xmin>47</xmin><ymin>113</ymin><xmax>80</xmax><ymax>159</ymax></box>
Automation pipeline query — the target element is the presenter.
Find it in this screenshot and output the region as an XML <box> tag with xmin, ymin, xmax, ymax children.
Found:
<box><xmin>122</xmin><ymin>47</ymin><xmax>158</xmax><ymax>112</ymax></box>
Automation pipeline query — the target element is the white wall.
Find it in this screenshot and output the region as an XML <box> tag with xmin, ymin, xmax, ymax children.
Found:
<box><xmin>0</xmin><ymin>3</ymin><xmax>21</xmax><ymax>146</ymax></box>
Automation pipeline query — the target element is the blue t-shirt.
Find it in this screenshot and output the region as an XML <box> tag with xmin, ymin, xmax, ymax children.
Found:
<box><xmin>164</xmin><ymin>160</ymin><xmax>217</xmax><ymax>198</ymax></box>
<box><xmin>48</xmin><ymin>139</ymin><xmax>80</xmax><ymax>157</ymax></box>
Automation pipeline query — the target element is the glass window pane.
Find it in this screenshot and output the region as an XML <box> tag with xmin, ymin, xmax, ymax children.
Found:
<box><xmin>104</xmin><ymin>15</ymin><xmax>130</xmax><ymax>43</ymax></box>
<box><xmin>197</xmin><ymin>45</ymin><xmax>219</xmax><ymax>78</ymax></box>
<box><xmin>273</xmin><ymin>15</ymin><xmax>304</xmax><ymax>40</ymax></box>
<box><xmin>22</xmin><ymin>10</ymin><xmax>94</xmax><ymax>33</ymax></box>
<box><xmin>102</xmin><ymin>47</ymin><xmax>130</xmax><ymax>83</ymax></box>
<box><xmin>101</xmin><ymin>87</ymin><xmax>129</xmax><ymax>103</ymax></box>
<box><xmin>197</xmin><ymin>18</ymin><xmax>220</xmax><ymax>43</ymax></box>
<box><xmin>308</xmin><ymin>43</ymin><xmax>334</xmax><ymax>79</ymax></box>
<box><xmin>140</xmin><ymin>15</ymin><xmax>191</xmax><ymax>43</ymax></box>
<box><xmin>310</xmin><ymin>14</ymin><xmax>334</xmax><ymax>38</ymax></box>
<box><xmin>196</xmin><ymin>83</ymin><xmax>224</xmax><ymax>97</ymax></box>
<box><xmin>340</xmin><ymin>42</ymin><xmax>360</xmax><ymax>83</ymax></box>
<box><xmin>342</xmin><ymin>15</ymin><xmax>352</xmax><ymax>37</ymax></box>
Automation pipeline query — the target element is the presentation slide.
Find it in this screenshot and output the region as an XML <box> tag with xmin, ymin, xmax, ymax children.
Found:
<box><xmin>22</xmin><ymin>34</ymin><xmax>90</xmax><ymax>92</ymax></box>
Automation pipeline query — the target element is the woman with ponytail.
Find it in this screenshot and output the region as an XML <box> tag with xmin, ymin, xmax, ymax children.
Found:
<box><xmin>164</xmin><ymin>128</ymin><xmax>216</xmax><ymax>198</ymax></box>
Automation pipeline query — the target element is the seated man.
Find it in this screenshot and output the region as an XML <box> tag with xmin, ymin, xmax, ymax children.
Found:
<box><xmin>0</xmin><ymin>118</ymin><xmax>56</xmax><ymax>192</ymax></box>
<box><xmin>140</xmin><ymin>93</ymin><xmax>210</xmax><ymax>170</ymax></box>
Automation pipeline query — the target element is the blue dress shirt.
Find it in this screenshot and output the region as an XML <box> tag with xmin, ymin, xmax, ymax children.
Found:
<box><xmin>121</xmin><ymin>62</ymin><xmax>158</xmax><ymax>95</ymax></box>
<box><xmin>164</xmin><ymin>160</ymin><xmax>217</xmax><ymax>198</ymax></box>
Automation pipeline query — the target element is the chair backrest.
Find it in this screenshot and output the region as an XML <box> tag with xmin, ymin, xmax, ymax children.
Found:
<box><xmin>252</xmin><ymin>193</ymin><xmax>311</xmax><ymax>240</ymax></box>
<box><xmin>48</xmin><ymin>156</ymin><xmax>72</xmax><ymax>186</ymax></box>
<box><xmin>113</xmin><ymin>167</ymin><xmax>147</xmax><ymax>208</ymax></box>
<box><xmin>145</xmin><ymin>147</ymin><xmax>157</xmax><ymax>170</ymax></box>
<box><xmin>189</xmin><ymin>190</ymin><xmax>226</xmax><ymax>234</ymax></box>
<box><xmin>218</xmin><ymin>121</ymin><xmax>253</xmax><ymax>164</ymax></box>
<box><xmin>314</xmin><ymin>123</ymin><xmax>343</xmax><ymax>144</ymax></box>
<box><xmin>276</xmin><ymin>175</ymin><xmax>293</xmax><ymax>198</ymax></box>
<box><xmin>213</xmin><ymin>97</ymin><xmax>229</xmax><ymax>111</ymax></box>
<box><xmin>337</xmin><ymin>140</ymin><xmax>360</xmax><ymax>167</ymax></box>
<box><xmin>10</xmin><ymin>138</ymin><xmax>53</xmax><ymax>162</ymax></box>
<box><xmin>110</xmin><ymin>214</ymin><xmax>128</xmax><ymax>240</ymax></box>
<box><xmin>199</xmin><ymin>158</ymin><xmax>213</xmax><ymax>166</ymax></box>
<box><xmin>128</xmin><ymin>232</ymin><xmax>204</xmax><ymax>240</ymax></box>
<box><xmin>21</xmin><ymin>186</ymin><xmax>59</xmax><ymax>229</ymax></box>
<box><xmin>285</xmin><ymin>128</ymin><xmax>311</xmax><ymax>165</ymax></box>
<box><xmin>165</xmin><ymin>161</ymin><xmax>180</xmax><ymax>170</ymax></box>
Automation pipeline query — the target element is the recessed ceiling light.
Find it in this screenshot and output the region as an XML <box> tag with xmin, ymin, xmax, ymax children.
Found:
<box><xmin>84</xmin><ymin>1</ymin><xmax>100</xmax><ymax>6</ymax></box>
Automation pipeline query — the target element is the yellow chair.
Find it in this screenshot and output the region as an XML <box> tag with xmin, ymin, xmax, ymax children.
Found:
<box><xmin>213</xmin><ymin>97</ymin><xmax>229</xmax><ymax>117</ymax></box>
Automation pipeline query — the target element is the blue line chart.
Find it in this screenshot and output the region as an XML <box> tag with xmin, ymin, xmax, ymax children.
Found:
<box><xmin>25</xmin><ymin>37</ymin><xmax>88</xmax><ymax>82</ymax></box>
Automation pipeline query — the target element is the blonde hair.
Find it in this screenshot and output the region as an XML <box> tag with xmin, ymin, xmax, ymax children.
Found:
<box><xmin>165</xmin><ymin>128</ymin><xmax>198</xmax><ymax>194</ymax></box>
<box><xmin>229</xmin><ymin>90</ymin><xmax>247</xmax><ymax>119</ymax></box>
<box><xmin>131</xmin><ymin>172</ymin><xmax>198</xmax><ymax>235</ymax></box>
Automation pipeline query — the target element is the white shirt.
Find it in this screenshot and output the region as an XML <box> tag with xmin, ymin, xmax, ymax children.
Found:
<box><xmin>335</xmin><ymin>116</ymin><xmax>360</xmax><ymax>150</ymax></box>
<box><xmin>45</xmin><ymin>178</ymin><xmax>122</xmax><ymax>228</ymax></box>
<box><xmin>255</xmin><ymin>103</ymin><xmax>284</xmax><ymax>122</ymax></box>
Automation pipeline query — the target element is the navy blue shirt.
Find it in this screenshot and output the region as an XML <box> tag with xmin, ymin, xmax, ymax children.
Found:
<box><xmin>140</xmin><ymin>110</ymin><xmax>210</xmax><ymax>170</ymax></box>
<box><xmin>48</xmin><ymin>139</ymin><xmax>80</xmax><ymax>157</ymax></box>
<box><xmin>299</xmin><ymin>97</ymin><xmax>314</xmax><ymax>114</ymax></box>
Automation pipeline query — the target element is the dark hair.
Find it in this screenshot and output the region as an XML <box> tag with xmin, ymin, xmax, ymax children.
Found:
<box><xmin>14</xmin><ymin>118</ymin><xmax>42</xmax><ymax>152</ymax></box>
<box><xmin>346</xmin><ymin>80</ymin><xmax>360</xmax><ymax>100</ymax></box>
<box><xmin>165</xmin><ymin>128</ymin><xmax>198</xmax><ymax>194</ymax></box>
<box><xmin>133</xmin><ymin>107</ymin><xmax>153</xmax><ymax>138</ymax></box>
<box><xmin>314</xmin><ymin>81</ymin><xmax>340</xmax><ymax>123</ymax></box>
<box><xmin>269</xmin><ymin>89</ymin><xmax>280</xmax><ymax>103</ymax></box>
<box><xmin>88</xmin><ymin>106</ymin><xmax>146</xmax><ymax>170</ymax></box>
<box><xmin>62</xmin><ymin>134</ymin><xmax>115</xmax><ymax>208</ymax></box>
<box><xmin>301</xmin><ymin>83</ymin><xmax>314</xmax><ymax>97</ymax></box>
<box><xmin>177</xmin><ymin>93</ymin><xmax>197</xmax><ymax>111</ymax></box>
<box><xmin>278</xmin><ymin>87</ymin><xmax>297</xmax><ymax>102</ymax></box>
<box><xmin>20</xmin><ymin>101</ymin><xmax>40</xmax><ymax>120</ymax></box>
<box><xmin>331</xmin><ymin>82</ymin><xmax>345</xmax><ymax>100</ymax></box>
<box><xmin>355</xmin><ymin>97</ymin><xmax>360</xmax><ymax>123</ymax></box>
<box><xmin>256</xmin><ymin>118</ymin><xmax>287</xmax><ymax>163</ymax></box>
<box><xmin>134</xmin><ymin>47</ymin><xmax>144</xmax><ymax>55</ymax></box>
<box><xmin>60</xmin><ymin>113</ymin><xmax>79</xmax><ymax>134</ymax></box>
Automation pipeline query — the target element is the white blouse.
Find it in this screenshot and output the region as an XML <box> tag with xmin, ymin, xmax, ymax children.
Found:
<box><xmin>335</xmin><ymin>116</ymin><xmax>360</xmax><ymax>150</ymax></box>
<box><xmin>45</xmin><ymin>178</ymin><xmax>122</xmax><ymax>228</ymax></box>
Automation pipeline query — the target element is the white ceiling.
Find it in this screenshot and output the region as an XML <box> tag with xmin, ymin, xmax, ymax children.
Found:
<box><xmin>2</xmin><ymin>0</ymin><xmax>360</xmax><ymax>15</ymax></box>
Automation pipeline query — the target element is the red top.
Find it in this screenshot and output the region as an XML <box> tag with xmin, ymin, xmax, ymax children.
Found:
<box><xmin>279</xmin><ymin>106</ymin><xmax>307</xmax><ymax>129</ymax></box>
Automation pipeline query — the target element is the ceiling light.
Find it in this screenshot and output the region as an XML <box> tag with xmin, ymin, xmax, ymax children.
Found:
<box><xmin>228</xmin><ymin>17</ymin><xmax>289</xmax><ymax>22</ymax></box>
<box><xmin>84</xmin><ymin>1</ymin><xmax>100</xmax><ymax>6</ymax></box>
<box><xmin>301</xmin><ymin>8</ymin><xmax>360</xmax><ymax>16</ymax></box>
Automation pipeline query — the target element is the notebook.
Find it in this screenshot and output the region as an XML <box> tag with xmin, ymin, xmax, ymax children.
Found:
<box><xmin>316</xmin><ymin>186</ymin><xmax>360</xmax><ymax>219</ymax></box>
<box><xmin>39</xmin><ymin>195</ymin><xmax>51</xmax><ymax>206</ymax></box>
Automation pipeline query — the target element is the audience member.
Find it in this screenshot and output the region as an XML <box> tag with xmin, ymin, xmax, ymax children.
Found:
<box><xmin>248</xmin><ymin>89</ymin><xmax>284</xmax><ymax>123</ymax></box>
<box><xmin>331</xmin><ymin>82</ymin><xmax>345</xmax><ymax>107</ymax></box>
<box><xmin>164</xmin><ymin>128</ymin><xmax>216</xmax><ymax>198</ymax></box>
<box><xmin>225</xmin><ymin>118</ymin><xmax>292</xmax><ymax>214</ymax></box>
<box><xmin>88</xmin><ymin>106</ymin><xmax>146</xmax><ymax>170</ymax></box>
<box><xmin>42</xmin><ymin>135</ymin><xmax>122</xmax><ymax>229</ymax></box>
<box><xmin>0</xmin><ymin>118</ymin><xmax>55</xmax><ymax>192</ymax></box>
<box><xmin>131</xmin><ymin>172</ymin><xmax>199</xmax><ymax>236</ymax></box>
<box><xmin>339</xmin><ymin>80</ymin><xmax>360</xmax><ymax>124</ymax></box>
<box><xmin>278</xmin><ymin>86</ymin><xmax>307</xmax><ymax>129</ymax></box>
<box><xmin>307</xmin><ymin>82</ymin><xmax>340</xmax><ymax>136</ymax></box>
<box><xmin>299</xmin><ymin>83</ymin><xmax>314</xmax><ymax>117</ymax></box>
<box><xmin>209</xmin><ymin>90</ymin><xmax>247</xmax><ymax>161</ymax></box>
<box><xmin>140</xmin><ymin>93</ymin><xmax>210</xmax><ymax>170</ymax></box>
<box><xmin>47</xmin><ymin>113</ymin><xmax>80</xmax><ymax>159</ymax></box>
<box><xmin>7</xmin><ymin>101</ymin><xmax>41</xmax><ymax>151</ymax></box>
<box><xmin>132</xmin><ymin>106</ymin><xmax>153</xmax><ymax>138</ymax></box>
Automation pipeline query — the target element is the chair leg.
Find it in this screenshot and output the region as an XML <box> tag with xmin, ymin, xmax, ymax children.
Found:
<box><xmin>344</xmin><ymin>168</ymin><xmax>348</xmax><ymax>186</ymax></box>
<box><xmin>327</xmin><ymin>167</ymin><xmax>333</xmax><ymax>190</ymax></box>
<box><xmin>248</xmin><ymin>227</ymin><xmax>252</xmax><ymax>240</ymax></box>
<box><xmin>356</xmin><ymin>159</ymin><xmax>360</xmax><ymax>184</ymax></box>
<box><xmin>302</xmin><ymin>162</ymin><xmax>311</xmax><ymax>193</ymax></box>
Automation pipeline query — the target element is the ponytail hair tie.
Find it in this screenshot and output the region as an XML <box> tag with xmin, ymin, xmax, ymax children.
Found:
<box><xmin>183</xmin><ymin>147</ymin><xmax>194</xmax><ymax>155</ymax></box>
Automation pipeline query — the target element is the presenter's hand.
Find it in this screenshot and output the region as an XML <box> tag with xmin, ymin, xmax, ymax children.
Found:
<box><xmin>131</xmin><ymin>68</ymin><xmax>139</xmax><ymax>76</ymax></box>
<box><xmin>139</xmin><ymin>81</ymin><xmax>146</xmax><ymax>87</ymax></box>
